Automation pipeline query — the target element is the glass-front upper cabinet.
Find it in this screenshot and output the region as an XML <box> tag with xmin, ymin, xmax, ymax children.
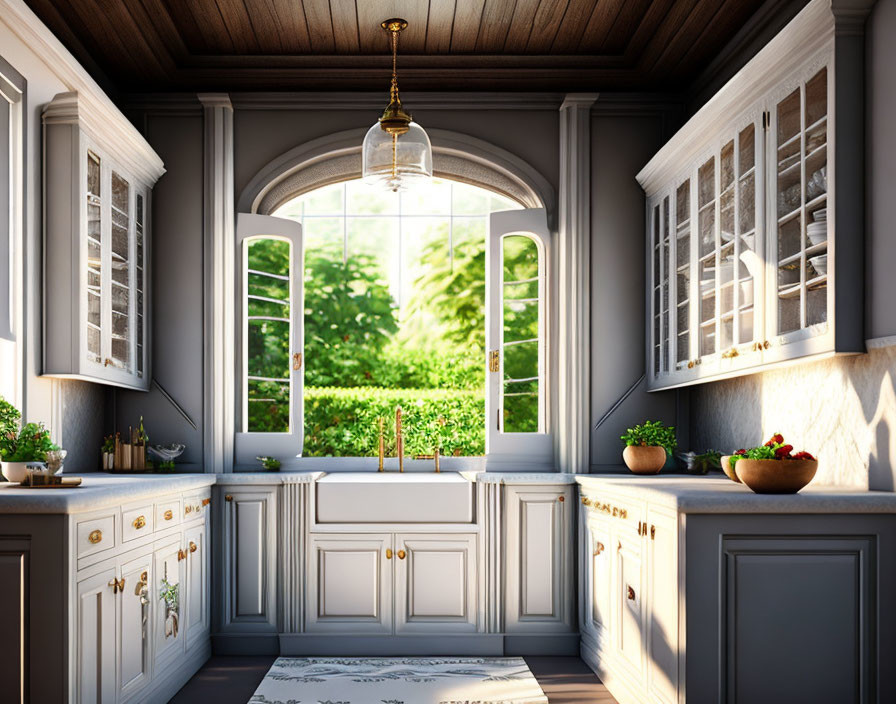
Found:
<box><xmin>769</xmin><ymin>66</ymin><xmax>829</xmax><ymax>353</ymax></box>
<box><xmin>43</xmin><ymin>92</ymin><xmax>164</xmax><ymax>390</ymax></box>
<box><xmin>638</xmin><ymin>0</ymin><xmax>866</xmax><ymax>390</ymax></box>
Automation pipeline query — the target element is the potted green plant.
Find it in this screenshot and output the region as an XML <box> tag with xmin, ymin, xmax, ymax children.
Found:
<box><xmin>621</xmin><ymin>420</ymin><xmax>677</xmax><ymax>475</ymax></box>
<box><xmin>0</xmin><ymin>396</ymin><xmax>21</xmax><ymax>481</ymax></box>
<box><xmin>257</xmin><ymin>456</ymin><xmax>281</xmax><ymax>472</ymax></box>
<box><xmin>725</xmin><ymin>434</ymin><xmax>818</xmax><ymax>494</ymax></box>
<box><xmin>0</xmin><ymin>420</ymin><xmax>61</xmax><ymax>484</ymax></box>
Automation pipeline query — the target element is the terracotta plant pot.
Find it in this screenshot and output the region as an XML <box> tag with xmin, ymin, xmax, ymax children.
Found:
<box><xmin>720</xmin><ymin>455</ymin><xmax>741</xmax><ymax>483</ymax></box>
<box><xmin>622</xmin><ymin>445</ymin><xmax>666</xmax><ymax>475</ymax></box>
<box><xmin>735</xmin><ymin>458</ymin><xmax>819</xmax><ymax>495</ymax></box>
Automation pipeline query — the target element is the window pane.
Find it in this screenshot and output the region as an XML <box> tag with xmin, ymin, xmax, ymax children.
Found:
<box><xmin>245</xmin><ymin>237</ymin><xmax>291</xmax><ymax>433</ymax></box>
<box><xmin>302</xmin><ymin>182</ymin><xmax>343</xmax><ymax>214</ymax></box>
<box><xmin>86</xmin><ymin>152</ymin><xmax>102</xmax><ymax>364</ymax></box>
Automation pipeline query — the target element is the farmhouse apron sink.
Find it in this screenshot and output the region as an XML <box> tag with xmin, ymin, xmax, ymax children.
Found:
<box><xmin>316</xmin><ymin>472</ymin><xmax>474</xmax><ymax>523</ymax></box>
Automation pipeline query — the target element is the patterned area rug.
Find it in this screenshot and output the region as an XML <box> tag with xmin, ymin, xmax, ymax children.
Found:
<box><xmin>249</xmin><ymin>657</ymin><xmax>548</xmax><ymax>704</ymax></box>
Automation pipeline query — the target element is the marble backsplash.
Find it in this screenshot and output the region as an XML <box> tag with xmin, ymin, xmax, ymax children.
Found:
<box><xmin>691</xmin><ymin>340</ymin><xmax>896</xmax><ymax>490</ymax></box>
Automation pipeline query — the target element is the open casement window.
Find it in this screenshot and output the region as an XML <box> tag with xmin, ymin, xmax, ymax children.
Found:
<box><xmin>486</xmin><ymin>208</ymin><xmax>552</xmax><ymax>467</ymax></box>
<box><xmin>235</xmin><ymin>213</ymin><xmax>303</xmax><ymax>467</ymax></box>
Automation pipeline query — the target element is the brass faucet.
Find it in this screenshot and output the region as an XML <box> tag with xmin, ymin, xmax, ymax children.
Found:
<box><xmin>377</xmin><ymin>409</ymin><xmax>404</xmax><ymax>472</ymax></box>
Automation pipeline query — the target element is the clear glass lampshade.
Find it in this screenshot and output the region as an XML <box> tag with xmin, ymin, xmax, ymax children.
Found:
<box><xmin>362</xmin><ymin>119</ymin><xmax>432</xmax><ymax>192</ymax></box>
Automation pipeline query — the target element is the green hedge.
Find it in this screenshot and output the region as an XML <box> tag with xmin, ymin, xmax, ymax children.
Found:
<box><xmin>303</xmin><ymin>386</ymin><xmax>484</xmax><ymax>457</ymax></box>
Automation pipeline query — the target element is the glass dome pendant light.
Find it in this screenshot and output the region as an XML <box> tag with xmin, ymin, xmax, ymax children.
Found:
<box><xmin>361</xmin><ymin>18</ymin><xmax>432</xmax><ymax>192</ymax></box>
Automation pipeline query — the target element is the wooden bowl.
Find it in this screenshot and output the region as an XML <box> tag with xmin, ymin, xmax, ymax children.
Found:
<box><xmin>622</xmin><ymin>445</ymin><xmax>666</xmax><ymax>475</ymax></box>
<box><xmin>720</xmin><ymin>455</ymin><xmax>741</xmax><ymax>483</ymax></box>
<box><xmin>735</xmin><ymin>458</ymin><xmax>818</xmax><ymax>494</ymax></box>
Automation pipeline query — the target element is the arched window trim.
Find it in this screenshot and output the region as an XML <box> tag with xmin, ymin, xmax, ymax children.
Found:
<box><xmin>237</xmin><ymin>128</ymin><xmax>556</xmax><ymax>225</ymax></box>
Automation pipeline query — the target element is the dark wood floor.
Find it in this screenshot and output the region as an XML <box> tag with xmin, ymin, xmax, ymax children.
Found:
<box><xmin>168</xmin><ymin>655</ymin><xmax>618</xmax><ymax>703</ymax></box>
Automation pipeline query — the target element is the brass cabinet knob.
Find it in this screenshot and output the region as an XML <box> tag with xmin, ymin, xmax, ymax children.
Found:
<box><xmin>189</xmin><ymin>541</ymin><xmax>197</xmax><ymax>553</ymax></box>
<box><xmin>225</xmin><ymin>495</ymin><xmax>233</xmax><ymax>502</ymax></box>
<box><xmin>627</xmin><ymin>585</ymin><xmax>636</xmax><ymax>601</ymax></box>
<box><xmin>133</xmin><ymin>516</ymin><xmax>146</xmax><ymax>530</ymax></box>
<box><xmin>763</xmin><ymin>340</ymin><xmax>771</xmax><ymax>350</ymax></box>
<box><xmin>88</xmin><ymin>529</ymin><xmax>103</xmax><ymax>544</ymax></box>
<box><xmin>397</xmin><ymin>549</ymin><xmax>406</xmax><ymax>560</ymax></box>
<box><xmin>386</xmin><ymin>548</ymin><xmax>393</xmax><ymax>560</ymax></box>
<box><xmin>185</xmin><ymin>505</ymin><xmax>193</xmax><ymax>514</ymax></box>
<box><xmin>558</xmin><ymin>495</ymin><xmax>565</xmax><ymax>503</ymax></box>
<box><xmin>164</xmin><ymin>510</ymin><xmax>173</xmax><ymax>521</ymax></box>
<box><xmin>177</xmin><ymin>548</ymin><xmax>186</xmax><ymax>561</ymax></box>
<box><xmin>581</xmin><ymin>497</ymin><xmax>592</xmax><ymax>506</ymax></box>
<box><xmin>593</xmin><ymin>542</ymin><xmax>605</xmax><ymax>556</ymax></box>
<box><xmin>687</xmin><ymin>360</ymin><xmax>695</xmax><ymax>369</ymax></box>
<box><xmin>202</xmin><ymin>498</ymin><xmax>211</xmax><ymax>506</ymax></box>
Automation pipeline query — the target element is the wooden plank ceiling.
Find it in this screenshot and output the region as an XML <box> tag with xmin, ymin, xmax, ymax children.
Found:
<box><xmin>25</xmin><ymin>0</ymin><xmax>770</xmax><ymax>92</ymax></box>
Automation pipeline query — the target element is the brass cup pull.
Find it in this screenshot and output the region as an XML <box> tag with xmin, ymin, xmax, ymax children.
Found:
<box><xmin>88</xmin><ymin>529</ymin><xmax>103</xmax><ymax>544</ymax></box>
<box><xmin>133</xmin><ymin>516</ymin><xmax>146</xmax><ymax>530</ymax></box>
<box><xmin>386</xmin><ymin>548</ymin><xmax>393</xmax><ymax>560</ymax></box>
<box><xmin>593</xmin><ymin>542</ymin><xmax>605</xmax><ymax>556</ymax></box>
<box><xmin>164</xmin><ymin>510</ymin><xmax>173</xmax><ymax>521</ymax></box>
<box><xmin>189</xmin><ymin>541</ymin><xmax>197</xmax><ymax>553</ymax></box>
<box><xmin>397</xmin><ymin>549</ymin><xmax>406</xmax><ymax>560</ymax></box>
<box><xmin>627</xmin><ymin>585</ymin><xmax>636</xmax><ymax>601</ymax></box>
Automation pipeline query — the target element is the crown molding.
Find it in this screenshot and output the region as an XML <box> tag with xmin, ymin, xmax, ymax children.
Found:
<box><xmin>1</xmin><ymin>0</ymin><xmax>161</xmax><ymax>174</ymax></box>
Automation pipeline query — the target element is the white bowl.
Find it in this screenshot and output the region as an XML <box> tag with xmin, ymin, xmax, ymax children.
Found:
<box><xmin>813</xmin><ymin>208</ymin><xmax>827</xmax><ymax>222</ymax></box>
<box><xmin>807</xmin><ymin>222</ymin><xmax>827</xmax><ymax>246</ymax></box>
<box><xmin>809</xmin><ymin>254</ymin><xmax>828</xmax><ymax>276</ymax></box>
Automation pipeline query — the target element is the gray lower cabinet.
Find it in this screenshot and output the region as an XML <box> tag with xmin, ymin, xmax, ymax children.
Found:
<box><xmin>504</xmin><ymin>485</ymin><xmax>575</xmax><ymax>634</ymax></box>
<box><xmin>75</xmin><ymin>566</ymin><xmax>118</xmax><ymax>702</ymax></box>
<box><xmin>218</xmin><ymin>487</ymin><xmax>278</xmax><ymax>634</ymax></box>
<box><xmin>579</xmin><ymin>484</ymin><xmax>896</xmax><ymax>704</ymax></box>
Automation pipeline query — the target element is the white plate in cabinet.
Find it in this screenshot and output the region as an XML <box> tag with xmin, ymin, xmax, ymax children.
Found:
<box><xmin>394</xmin><ymin>534</ymin><xmax>478</xmax><ymax>634</ymax></box>
<box><xmin>122</xmin><ymin>505</ymin><xmax>153</xmax><ymax>542</ymax></box>
<box><xmin>504</xmin><ymin>485</ymin><xmax>575</xmax><ymax>633</ymax></box>
<box><xmin>76</xmin><ymin>513</ymin><xmax>115</xmax><ymax>558</ymax></box>
<box><xmin>306</xmin><ymin>534</ymin><xmax>393</xmax><ymax>634</ymax></box>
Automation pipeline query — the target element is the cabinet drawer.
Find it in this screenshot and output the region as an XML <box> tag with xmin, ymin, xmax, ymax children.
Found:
<box><xmin>122</xmin><ymin>505</ymin><xmax>154</xmax><ymax>542</ymax></box>
<box><xmin>155</xmin><ymin>498</ymin><xmax>182</xmax><ymax>529</ymax></box>
<box><xmin>182</xmin><ymin>494</ymin><xmax>206</xmax><ymax>522</ymax></box>
<box><xmin>76</xmin><ymin>514</ymin><xmax>116</xmax><ymax>558</ymax></box>
<box><xmin>581</xmin><ymin>491</ymin><xmax>645</xmax><ymax>537</ymax></box>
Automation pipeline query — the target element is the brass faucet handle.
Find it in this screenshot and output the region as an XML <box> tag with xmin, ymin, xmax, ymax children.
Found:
<box><xmin>434</xmin><ymin>447</ymin><xmax>440</xmax><ymax>473</ymax></box>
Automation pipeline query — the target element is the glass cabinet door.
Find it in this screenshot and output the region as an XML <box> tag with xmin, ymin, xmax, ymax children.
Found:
<box><xmin>86</xmin><ymin>151</ymin><xmax>103</xmax><ymax>366</ymax></box>
<box><xmin>135</xmin><ymin>192</ymin><xmax>145</xmax><ymax>379</ymax></box>
<box><xmin>772</xmin><ymin>66</ymin><xmax>828</xmax><ymax>341</ymax></box>
<box><xmin>674</xmin><ymin>179</ymin><xmax>692</xmax><ymax>370</ymax></box>
<box><xmin>650</xmin><ymin>197</ymin><xmax>673</xmax><ymax>378</ymax></box>
<box><xmin>697</xmin><ymin>156</ymin><xmax>717</xmax><ymax>359</ymax></box>
<box><xmin>110</xmin><ymin>171</ymin><xmax>132</xmax><ymax>372</ymax></box>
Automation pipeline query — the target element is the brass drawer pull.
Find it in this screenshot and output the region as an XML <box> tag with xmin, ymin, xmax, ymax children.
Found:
<box><xmin>581</xmin><ymin>497</ymin><xmax>592</xmax><ymax>506</ymax></box>
<box><xmin>133</xmin><ymin>516</ymin><xmax>146</xmax><ymax>530</ymax></box>
<box><xmin>650</xmin><ymin>525</ymin><xmax>656</xmax><ymax>540</ymax></box>
<box><xmin>177</xmin><ymin>548</ymin><xmax>186</xmax><ymax>561</ymax></box>
<box><xmin>88</xmin><ymin>529</ymin><xmax>103</xmax><ymax>544</ymax></box>
<box><xmin>185</xmin><ymin>505</ymin><xmax>193</xmax><ymax>514</ymax></box>
<box><xmin>202</xmin><ymin>498</ymin><xmax>211</xmax><ymax>506</ymax></box>
<box><xmin>397</xmin><ymin>549</ymin><xmax>406</xmax><ymax>560</ymax></box>
<box><xmin>593</xmin><ymin>542</ymin><xmax>605</xmax><ymax>556</ymax></box>
<box><xmin>164</xmin><ymin>510</ymin><xmax>173</xmax><ymax>521</ymax></box>
<box><xmin>225</xmin><ymin>495</ymin><xmax>233</xmax><ymax>502</ymax></box>
<box><xmin>627</xmin><ymin>585</ymin><xmax>636</xmax><ymax>601</ymax></box>
<box><xmin>386</xmin><ymin>548</ymin><xmax>393</xmax><ymax>560</ymax></box>
<box><xmin>189</xmin><ymin>541</ymin><xmax>197</xmax><ymax>553</ymax></box>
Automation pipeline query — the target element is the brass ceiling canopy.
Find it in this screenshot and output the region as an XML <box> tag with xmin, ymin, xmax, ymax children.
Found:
<box><xmin>378</xmin><ymin>18</ymin><xmax>411</xmax><ymax>137</ymax></box>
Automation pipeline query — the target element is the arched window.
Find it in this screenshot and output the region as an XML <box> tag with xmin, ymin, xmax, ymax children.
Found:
<box><xmin>235</xmin><ymin>176</ymin><xmax>551</xmax><ymax>468</ymax></box>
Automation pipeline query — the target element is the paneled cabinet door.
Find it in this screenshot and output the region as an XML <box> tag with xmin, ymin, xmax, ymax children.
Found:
<box><xmin>613</xmin><ymin>529</ymin><xmax>646</xmax><ymax>683</ymax></box>
<box><xmin>646</xmin><ymin>507</ymin><xmax>680</xmax><ymax>704</ymax></box>
<box><xmin>394</xmin><ymin>534</ymin><xmax>478</xmax><ymax>634</ymax></box>
<box><xmin>221</xmin><ymin>488</ymin><xmax>278</xmax><ymax>632</ymax></box>
<box><xmin>584</xmin><ymin>514</ymin><xmax>612</xmax><ymax>643</ymax></box>
<box><xmin>76</xmin><ymin>568</ymin><xmax>117</xmax><ymax>703</ymax></box>
<box><xmin>153</xmin><ymin>538</ymin><xmax>185</xmax><ymax>668</ymax></box>
<box><xmin>305</xmin><ymin>534</ymin><xmax>393</xmax><ymax>634</ymax></box>
<box><xmin>504</xmin><ymin>486</ymin><xmax>574</xmax><ymax>633</ymax></box>
<box><xmin>117</xmin><ymin>549</ymin><xmax>153</xmax><ymax>703</ymax></box>
<box><xmin>184</xmin><ymin>522</ymin><xmax>209</xmax><ymax>648</ymax></box>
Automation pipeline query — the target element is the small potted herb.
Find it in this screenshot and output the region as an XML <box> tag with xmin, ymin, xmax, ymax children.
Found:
<box><xmin>620</xmin><ymin>420</ymin><xmax>677</xmax><ymax>475</ymax></box>
<box><xmin>101</xmin><ymin>435</ymin><xmax>115</xmax><ymax>470</ymax></box>
<box><xmin>723</xmin><ymin>434</ymin><xmax>817</xmax><ymax>494</ymax></box>
<box><xmin>0</xmin><ymin>420</ymin><xmax>61</xmax><ymax>484</ymax></box>
<box><xmin>257</xmin><ymin>456</ymin><xmax>281</xmax><ymax>472</ymax></box>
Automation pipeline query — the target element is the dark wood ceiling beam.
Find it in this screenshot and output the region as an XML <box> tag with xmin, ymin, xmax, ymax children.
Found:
<box><xmin>132</xmin><ymin>0</ymin><xmax>190</xmax><ymax>62</ymax></box>
<box><xmin>475</xmin><ymin>0</ymin><xmax>518</xmax><ymax>52</ymax></box>
<box><xmin>502</xmin><ymin>0</ymin><xmax>540</xmax><ymax>52</ymax></box>
<box><xmin>623</xmin><ymin>0</ymin><xmax>677</xmax><ymax>59</ymax></box>
<box><xmin>302</xmin><ymin>0</ymin><xmax>336</xmax><ymax>52</ymax></box>
<box><xmin>328</xmin><ymin>0</ymin><xmax>359</xmax><ymax>53</ymax></box>
<box><xmin>551</xmin><ymin>0</ymin><xmax>598</xmax><ymax>53</ymax></box>
<box><xmin>578</xmin><ymin>0</ymin><xmax>625</xmax><ymax>52</ymax></box>
<box><xmin>265</xmin><ymin>0</ymin><xmax>313</xmax><ymax>52</ymax></box>
<box><xmin>450</xmin><ymin>0</ymin><xmax>486</xmax><ymax>52</ymax></box>
<box><xmin>631</xmin><ymin>0</ymin><xmax>700</xmax><ymax>70</ymax></box>
<box><xmin>601</xmin><ymin>0</ymin><xmax>652</xmax><ymax>54</ymax></box>
<box><xmin>525</xmin><ymin>0</ymin><xmax>570</xmax><ymax>53</ymax></box>
<box><xmin>425</xmin><ymin>0</ymin><xmax>456</xmax><ymax>53</ymax></box>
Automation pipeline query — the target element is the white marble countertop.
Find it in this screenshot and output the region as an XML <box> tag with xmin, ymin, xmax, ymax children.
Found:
<box><xmin>0</xmin><ymin>474</ymin><xmax>217</xmax><ymax>514</ymax></box>
<box><xmin>576</xmin><ymin>473</ymin><xmax>896</xmax><ymax>513</ymax></box>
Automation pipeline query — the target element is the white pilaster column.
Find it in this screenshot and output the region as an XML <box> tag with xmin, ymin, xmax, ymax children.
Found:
<box><xmin>557</xmin><ymin>93</ymin><xmax>598</xmax><ymax>474</ymax></box>
<box><xmin>199</xmin><ymin>93</ymin><xmax>234</xmax><ymax>473</ymax></box>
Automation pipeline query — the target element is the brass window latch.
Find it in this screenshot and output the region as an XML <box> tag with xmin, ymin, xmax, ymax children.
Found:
<box><xmin>293</xmin><ymin>352</ymin><xmax>303</xmax><ymax>370</ymax></box>
<box><xmin>488</xmin><ymin>350</ymin><xmax>500</xmax><ymax>372</ymax></box>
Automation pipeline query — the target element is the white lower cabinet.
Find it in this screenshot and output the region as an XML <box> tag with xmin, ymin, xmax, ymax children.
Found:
<box><xmin>579</xmin><ymin>490</ymin><xmax>679</xmax><ymax>704</ymax></box>
<box><xmin>76</xmin><ymin>568</ymin><xmax>117</xmax><ymax>703</ymax></box>
<box><xmin>395</xmin><ymin>534</ymin><xmax>477</xmax><ymax>634</ymax></box>
<box><xmin>73</xmin><ymin>488</ymin><xmax>211</xmax><ymax>703</ymax></box>
<box><xmin>306</xmin><ymin>532</ymin><xmax>478</xmax><ymax>634</ymax></box>
<box><xmin>117</xmin><ymin>548</ymin><xmax>153</xmax><ymax>703</ymax></box>
<box><xmin>220</xmin><ymin>488</ymin><xmax>278</xmax><ymax>633</ymax></box>
<box><xmin>504</xmin><ymin>485</ymin><xmax>574</xmax><ymax>633</ymax></box>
